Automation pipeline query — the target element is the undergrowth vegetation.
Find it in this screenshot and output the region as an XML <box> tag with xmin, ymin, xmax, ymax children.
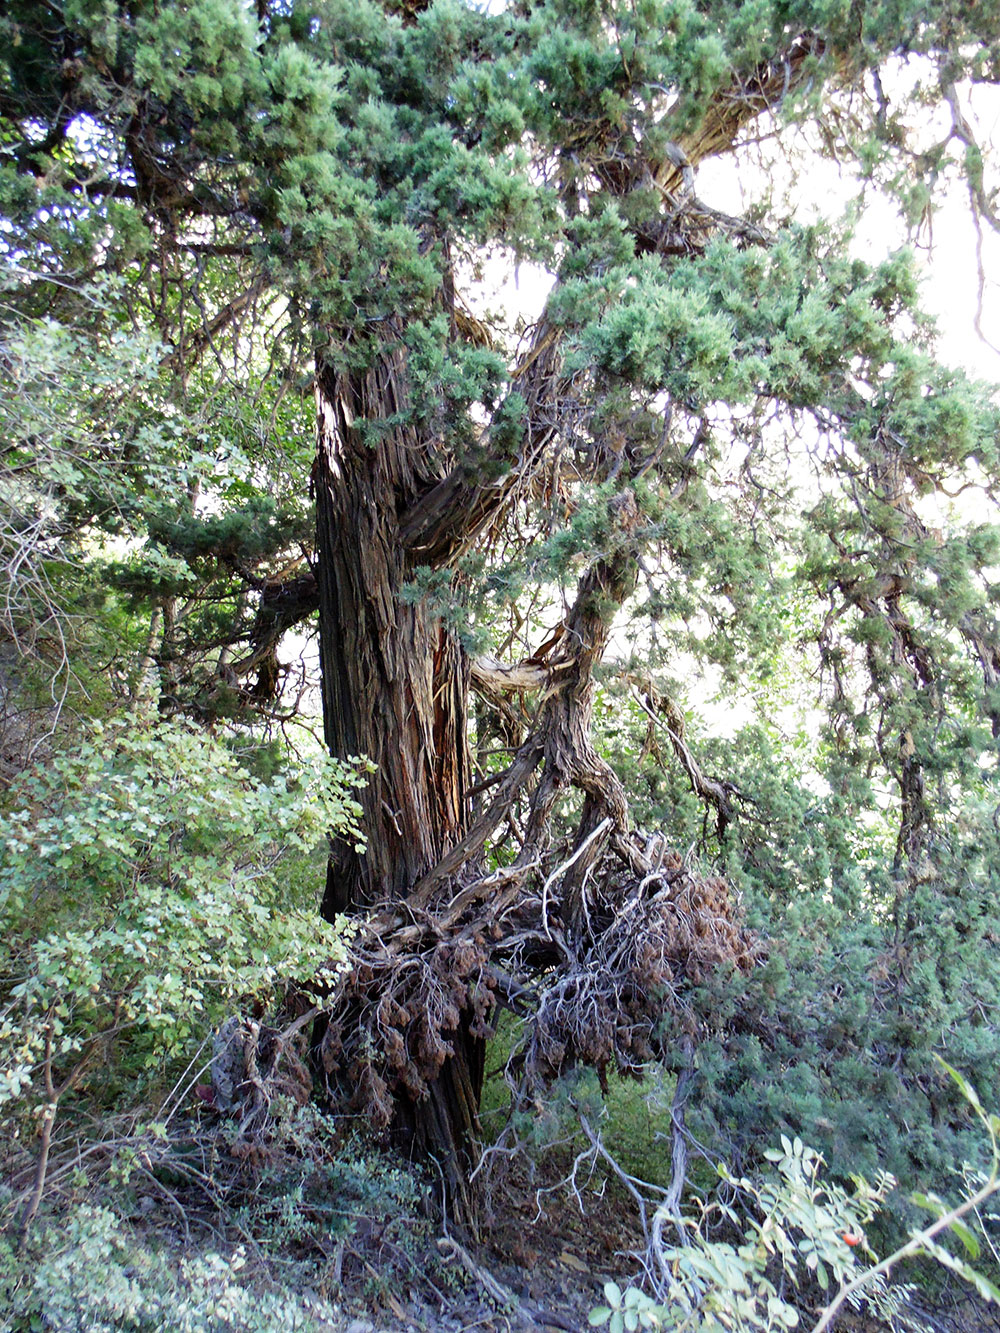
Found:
<box><xmin>2</xmin><ymin>1204</ymin><xmax>338</xmax><ymax>1333</ymax></box>
<box><xmin>0</xmin><ymin>718</ymin><xmax>365</xmax><ymax>1240</ymax></box>
<box><xmin>0</xmin><ymin>1104</ymin><xmax>441</xmax><ymax>1332</ymax></box>
<box><xmin>588</xmin><ymin>1079</ymin><xmax>1000</xmax><ymax>1332</ymax></box>
<box><xmin>1</xmin><ymin>693</ymin><xmax>998</xmax><ymax>1330</ymax></box>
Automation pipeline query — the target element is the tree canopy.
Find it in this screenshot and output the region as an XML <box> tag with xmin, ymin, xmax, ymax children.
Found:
<box><xmin>2</xmin><ymin>0</ymin><xmax>1000</xmax><ymax>1239</ymax></box>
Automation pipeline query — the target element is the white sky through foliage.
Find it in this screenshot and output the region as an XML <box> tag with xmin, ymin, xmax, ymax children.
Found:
<box><xmin>293</xmin><ymin>68</ymin><xmax>1000</xmax><ymax>754</ymax></box>
<box><xmin>461</xmin><ymin>73</ymin><xmax>1000</xmax><ymax>759</ymax></box>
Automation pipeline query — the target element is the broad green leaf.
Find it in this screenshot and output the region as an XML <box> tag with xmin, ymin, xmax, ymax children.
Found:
<box><xmin>948</xmin><ymin>1218</ymin><xmax>981</xmax><ymax>1258</ymax></box>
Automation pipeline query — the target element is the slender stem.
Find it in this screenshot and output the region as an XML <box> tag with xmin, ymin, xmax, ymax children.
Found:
<box><xmin>810</xmin><ymin>1171</ymin><xmax>1000</xmax><ymax>1333</ymax></box>
<box><xmin>650</xmin><ymin>1037</ymin><xmax>697</xmax><ymax>1283</ymax></box>
<box><xmin>17</xmin><ymin>1022</ymin><xmax>57</xmax><ymax>1249</ymax></box>
<box><xmin>16</xmin><ymin>1021</ymin><xmax>101</xmax><ymax>1248</ymax></box>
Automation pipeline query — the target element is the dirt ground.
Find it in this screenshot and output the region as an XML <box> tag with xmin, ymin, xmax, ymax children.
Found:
<box><xmin>328</xmin><ymin>1156</ymin><xmax>637</xmax><ymax>1332</ymax></box>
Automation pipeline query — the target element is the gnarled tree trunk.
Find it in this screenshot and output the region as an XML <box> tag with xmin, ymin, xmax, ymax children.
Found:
<box><xmin>306</xmin><ymin>24</ymin><xmax>826</xmax><ymax>1225</ymax></box>
<box><xmin>313</xmin><ymin>344</ymin><xmax>484</xmax><ymax>1220</ymax></box>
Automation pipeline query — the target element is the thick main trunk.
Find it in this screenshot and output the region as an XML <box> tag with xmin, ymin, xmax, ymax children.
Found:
<box><xmin>315</xmin><ymin>350</ymin><xmax>469</xmax><ymax>911</ymax></box>
<box><xmin>313</xmin><ymin>349</ymin><xmax>483</xmax><ymax>1218</ymax></box>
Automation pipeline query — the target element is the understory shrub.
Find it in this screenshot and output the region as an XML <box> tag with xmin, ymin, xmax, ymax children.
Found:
<box><xmin>0</xmin><ymin>715</ymin><xmax>366</xmax><ymax>1230</ymax></box>
<box><xmin>0</xmin><ymin>1098</ymin><xmax>445</xmax><ymax>1332</ymax></box>
<box><xmin>591</xmin><ymin>1066</ymin><xmax>1000</xmax><ymax>1333</ymax></box>
<box><xmin>0</xmin><ymin>1201</ymin><xmax>337</xmax><ymax>1333</ymax></box>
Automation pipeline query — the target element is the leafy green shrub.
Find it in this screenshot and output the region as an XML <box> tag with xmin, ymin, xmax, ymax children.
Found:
<box><xmin>0</xmin><ymin>715</ymin><xmax>366</xmax><ymax>1230</ymax></box>
<box><xmin>590</xmin><ymin>1136</ymin><xmax>899</xmax><ymax>1333</ymax></box>
<box><xmin>1</xmin><ymin>1202</ymin><xmax>338</xmax><ymax>1332</ymax></box>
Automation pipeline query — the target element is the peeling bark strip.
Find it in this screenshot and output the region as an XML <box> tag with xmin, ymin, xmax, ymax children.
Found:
<box><xmin>313</xmin><ymin>342</ymin><xmax>485</xmax><ymax>1215</ymax></box>
<box><xmin>314</xmin><ymin>345</ymin><xmax>470</xmax><ymax>914</ymax></box>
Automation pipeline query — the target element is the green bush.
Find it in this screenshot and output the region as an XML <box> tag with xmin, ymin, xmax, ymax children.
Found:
<box><xmin>591</xmin><ymin>1066</ymin><xmax>1000</xmax><ymax>1333</ymax></box>
<box><xmin>0</xmin><ymin>715</ymin><xmax>366</xmax><ymax>1229</ymax></box>
<box><xmin>0</xmin><ymin>1202</ymin><xmax>338</xmax><ymax>1332</ymax></box>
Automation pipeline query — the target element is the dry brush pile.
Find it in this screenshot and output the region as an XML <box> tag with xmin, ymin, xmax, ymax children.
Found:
<box><xmin>312</xmin><ymin>812</ymin><xmax>760</xmax><ymax>1135</ymax></box>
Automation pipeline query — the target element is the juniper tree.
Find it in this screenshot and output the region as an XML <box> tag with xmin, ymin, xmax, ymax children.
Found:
<box><xmin>2</xmin><ymin>0</ymin><xmax>1000</xmax><ymax>1222</ymax></box>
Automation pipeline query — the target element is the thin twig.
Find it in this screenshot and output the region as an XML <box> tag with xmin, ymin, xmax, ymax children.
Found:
<box><xmin>811</xmin><ymin>1172</ymin><xmax>1000</xmax><ymax>1333</ymax></box>
<box><xmin>540</xmin><ymin>818</ymin><xmax>612</xmax><ymax>939</ymax></box>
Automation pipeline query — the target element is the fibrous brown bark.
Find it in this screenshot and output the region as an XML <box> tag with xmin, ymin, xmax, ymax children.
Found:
<box><xmin>313</xmin><ymin>338</ymin><xmax>485</xmax><ymax>1217</ymax></box>
<box><xmin>315</xmin><ymin>342</ymin><xmax>471</xmax><ymax>914</ymax></box>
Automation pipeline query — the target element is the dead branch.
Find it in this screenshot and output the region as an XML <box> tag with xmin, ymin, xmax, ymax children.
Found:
<box><xmin>649</xmin><ymin>1037</ymin><xmax>697</xmax><ymax>1285</ymax></box>
<box><xmin>470</xmin><ymin>655</ymin><xmax>567</xmax><ymax>696</ymax></box>
<box><xmin>629</xmin><ymin>685</ymin><xmax>749</xmax><ymax>839</ymax></box>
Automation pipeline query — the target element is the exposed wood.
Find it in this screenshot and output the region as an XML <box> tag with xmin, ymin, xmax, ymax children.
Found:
<box><xmin>654</xmin><ymin>33</ymin><xmax>829</xmax><ymax>192</ymax></box>
<box><xmin>470</xmin><ymin>655</ymin><xmax>561</xmax><ymax>695</ymax></box>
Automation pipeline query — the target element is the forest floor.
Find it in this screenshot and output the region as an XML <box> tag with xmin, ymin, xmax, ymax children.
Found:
<box><xmin>8</xmin><ymin>1102</ymin><xmax>1000</xmax><ymax>1333</ymax></box>
<box><xmin>10</xmin><ymin>1145</ymin><xmax>1000</xmax><ymax>1333</ymax></box>
<box><xmin>269</xmin><ymin>1147</ymin><xmax>1000</xmax><ymax>1333</ymax></box>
